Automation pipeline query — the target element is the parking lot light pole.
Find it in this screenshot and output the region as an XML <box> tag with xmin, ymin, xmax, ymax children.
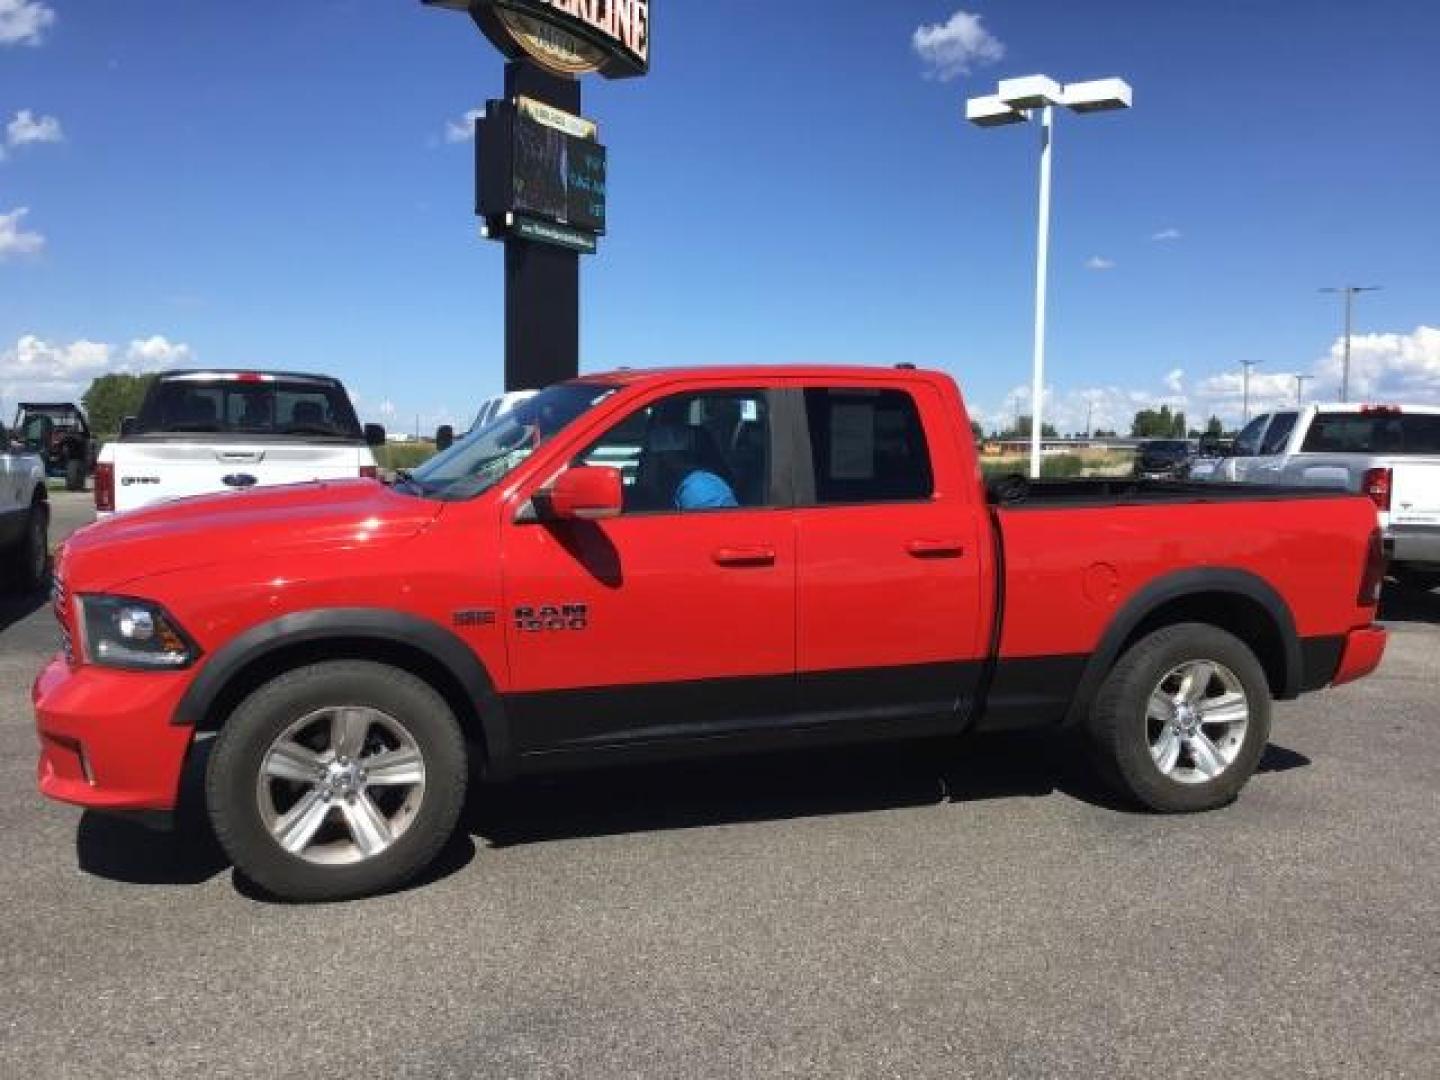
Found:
<box><xmin>1294</xmin><ymin>373</ymin><xmax>1313</xmax><ymax>406</ymax></box>
<box><xmin>1320</xmin><ymin>285</ymin><xmax>1382</xmax><ymax>403</ymax></box>
<box><xmin>1241</xmin><ymin>360</ymin><xmax>1262</xmax><ymax>423</ymax></box>
<box><xmin>966</xmin><ymin>76</ymin><xmax>1132</xmax><ymax>478</ymax></box>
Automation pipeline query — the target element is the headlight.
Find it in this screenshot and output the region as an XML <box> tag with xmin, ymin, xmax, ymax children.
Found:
<box><xmin>77</xmin><ymin>595</ymin><xmax>199</xmax><ymax>670</ymax></box>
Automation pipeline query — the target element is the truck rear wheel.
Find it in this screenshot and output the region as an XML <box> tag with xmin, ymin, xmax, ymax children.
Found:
<box><xmin>64</xmin><ymin>456</ymin><xmax>86</xmax><ymax>492</ymax></box>
<box><xmin>1087</xmin><ymin>623</ymin><xmax>1271</xmax><ymax>812</ymax></box>
<box><xmin>206</xmin><ymin>660</ymin><xmax>468</xmax><ymax>901</ymax></box>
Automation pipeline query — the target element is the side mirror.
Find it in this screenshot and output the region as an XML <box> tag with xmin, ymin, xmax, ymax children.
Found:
<box><xmin>435</xmin><ymin>425</ymin><xmax>454</xmax><ymax>453</ymax></box>
<box><xmin>364</xmin><ymin>424</ymin><xmax>386</xmax><ymax>448</ymax></box>
<box><xmin>120</xmin><ymin>416</ymin><xmax>137</xmax><ymax>437</ymax></box>
<box><xmin>542</xmin><ymin>466</ymin><xmax>623</xmax><ymax>521</ymax></box>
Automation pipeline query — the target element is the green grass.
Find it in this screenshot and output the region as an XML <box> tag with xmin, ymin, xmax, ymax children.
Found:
<box><xmin>372</xmin><ymin>442</ymin><xmax>438</xmax><ymax>472</ymax></box>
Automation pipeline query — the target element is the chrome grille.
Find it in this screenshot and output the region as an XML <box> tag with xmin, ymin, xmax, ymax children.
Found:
<box><xmin>52</xmin><ymin>576</ymin><xmax>74</xmax><ymax>666</ymax></box>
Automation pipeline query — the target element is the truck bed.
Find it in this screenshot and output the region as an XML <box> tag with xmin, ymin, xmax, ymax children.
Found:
<box><xmin>986</xmin><ymin>476</ymin><xmax>1354</xmax><ymax>508</ymax></box>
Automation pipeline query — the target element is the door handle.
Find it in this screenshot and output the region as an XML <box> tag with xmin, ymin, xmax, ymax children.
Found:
<box><xmin>906</xmin><ymin>539</ymin><xmax>965</xmax><ymax>559</ymax></box>
<box><xmin>712</xmin><ymin>546</ymin><xmax>777</xmax><ymax>568</ymax></box>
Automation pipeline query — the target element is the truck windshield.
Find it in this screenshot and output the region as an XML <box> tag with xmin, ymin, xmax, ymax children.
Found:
<box><xmin>1301</xmin><ymin>412</ymin><xmax>1440</xmax><ymax>455</ymax></box>
<box><xmin>403</xmin><ymin>382</ymin><xmax>617</xmax><ymax>501</ymax></box>
<box><xmin>134</xmin><ymin>376</ymin><xmax>363</xmax><ymax>438</ymax></box>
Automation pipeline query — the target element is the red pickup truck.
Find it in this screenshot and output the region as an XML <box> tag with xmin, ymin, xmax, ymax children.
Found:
<box><xmin>35</xmin><ymin>366</ymin><xmax>1388</xmax><ymax>900</ymax></box>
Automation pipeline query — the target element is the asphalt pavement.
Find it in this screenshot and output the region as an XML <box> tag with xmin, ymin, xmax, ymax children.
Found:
<box><xmin>1</xmin><ymin>492</ymin><xmax>1436</xmax><ymax>1079</ymax></box>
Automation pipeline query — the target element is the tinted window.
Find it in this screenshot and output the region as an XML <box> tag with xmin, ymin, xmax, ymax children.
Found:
<box><xmin>1233</xmin><ymin>415</ymin><xmax>1269</xmax><ymax>457</ymax></box>
<box><xmin>135</xmin><ymin>377</ymin><xmax>362</xmax><ymax>438</ymax></box>
<box><xmin>1259</xmin><ymin>412</ymin><xmax>1298</xmax><ymax>455</ymax></box>
<box><xmin>1301</xmin><ymin>412</ymin><xmax>1440</xmax><ymax>455</ymax></box>
<box><xmin>804</xmin><ymin>388</ymin><xmax>933</xmax><ymax>504</ymax></box>
<box><xmin>580</xmin><ymin>390</ymin><xmax>771</xmax><ymax>514</ymax></box>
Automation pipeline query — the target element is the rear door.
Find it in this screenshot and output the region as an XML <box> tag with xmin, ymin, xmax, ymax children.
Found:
<box><xmin>500</xmin><ymin>384</ymin><xmax>797</xmax><ymax>754</ymax></box>
<box><xmin>791</xmin><ymin>380</ymin><xmax>988</xmax><ymax>733</ymax></box>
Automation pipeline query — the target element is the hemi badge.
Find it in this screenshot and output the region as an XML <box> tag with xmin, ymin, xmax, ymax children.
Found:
<box><xmin>453</xmin><ymin>609</ymin><xmax>497</xmax><ymax>628</ymax></box>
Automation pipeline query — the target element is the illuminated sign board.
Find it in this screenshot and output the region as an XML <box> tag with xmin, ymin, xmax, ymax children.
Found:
<box><xmin>477</xmin><ymin>98</ymin><xmax>607</xmax><ymax>251</ymax></box>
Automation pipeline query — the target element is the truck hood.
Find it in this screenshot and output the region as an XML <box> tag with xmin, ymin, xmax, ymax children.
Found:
<box><xmin>60</xmin><ymin>480</ymin><xmax>444</xmax><ymax>591</ymax></box>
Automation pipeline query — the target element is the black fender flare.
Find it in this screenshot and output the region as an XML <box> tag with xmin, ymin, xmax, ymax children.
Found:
<box><xmin>173</xmin><ymin>608</ymin><xmax>513</xmax><ymax>773</ymax></box>
<box><xmin>1062</xmin><ymin>567</ymin><xmax>1302</xmax><ymax>726</ymax></box>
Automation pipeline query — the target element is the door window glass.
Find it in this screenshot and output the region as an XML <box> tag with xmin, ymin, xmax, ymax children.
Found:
<box><xmin>803</xmin><ymin>388</ymin><xmax>933</xmax><ymax>504</ymax></box>
<box><xmin>1259</xmin><ymin>412</ymin><xmax>1298</xmax><ymax>456</ymax></box>
<box><xmin>579</xmin><ymin>391</ymin><xmax>772</xmax><ymax>513</ymax></box>
<box><xmin>1233</xmin><ymin>415</ymin><xmax>1269</xmax><ymax>457</ymax></box>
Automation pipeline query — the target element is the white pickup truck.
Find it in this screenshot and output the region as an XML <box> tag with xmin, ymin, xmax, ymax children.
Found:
<box><xmin>1</xmin><ymin>419</ymin><xmax>49</xmax><ymax>592</ymax></box>
<box><xmin>96</xmin><ymin>370</ymin><xmax>384</xmax><ymax>518</ymax></box>
<box><xmin>1196</xmin><ymin>403</ymin><xmax>1440</xmax><ymax>589</ymax></box>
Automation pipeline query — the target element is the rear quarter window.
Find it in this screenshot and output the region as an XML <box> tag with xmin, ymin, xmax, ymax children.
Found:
<box><xmin>1302</xmin><ymin>413</ymin><xmax>1440</xmax><ymax>455</ymax></box>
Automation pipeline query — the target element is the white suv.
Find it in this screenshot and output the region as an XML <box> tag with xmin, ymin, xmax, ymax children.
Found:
<box><xmin>1</xmin><ymin>420</ymin><xmax>49</xmax><ymax>592</ymax></box>
<box><xmin>96</xmin><ymin>370</ymin><xmax>383</xmax><ymax>518</ymax></box>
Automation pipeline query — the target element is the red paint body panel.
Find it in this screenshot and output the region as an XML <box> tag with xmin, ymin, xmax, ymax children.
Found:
<box><xmin>1333</xmin><ymin>626</ymin><xmax>1388</xmax><ymax>687</ymax></box>
<box><xmin>995</xmin><ymin>496</ymin><xmax>1383</xmax><ymax>659</ymax></box>
<box><xmin>31</xmin><ymin>365</ymin><xmax>1387</xmax><ymax>815</ymax></box>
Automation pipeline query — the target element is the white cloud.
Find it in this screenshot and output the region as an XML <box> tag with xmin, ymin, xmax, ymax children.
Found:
<box><xmin>6</xmin><ymin>108</ymin><xmax>63</xmax><ymax>147</ymax></box>
<box><xmin>378</xmin><ymin>399</ymin><xmax>397</xmax><ymax>418</ymax></box>
<box><xmin>0</xmin><ymin>0</ymin><xmax>54</xmax><ymax>46</ymax></box>
<box><xmin>1085</xmin><ymin>255</ymin><xmax>1116</xmax><ymax>271</ymax></box>
<box><xmin>0</xmin><ymin>206</ymin><xmax>45</xmax><ymax>259</ymax></box>
<box><xmin>912</xmin><ymin>11</ymin><xmax>1004</xmax><ymax>82</ymax></box>
<box><xmin>1151</xmin><ymin>227</ymin><xmax>1182</xmax><ymax>242</ymax></box>
<box><xmin>0</xmin><ymin>333</ymin><xmax>195</xmax><ymax>403</ymax></box>
<box><xmin>444</xmin><ymin>108</ymin><xmax>484</xmax><ymax>144</ymax></box>
<box><xmin>1163</xmin><ymin>368</ymin><xmax>1185</xmax><ymax>395</ymax></box>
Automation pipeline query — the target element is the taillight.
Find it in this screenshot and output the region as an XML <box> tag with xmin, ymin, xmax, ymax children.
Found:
<box><xmin>360</xmin><ymin>465</ymin><xmax>379</xmax><ymax>480</ymax></box>
<box><xmin>1358</xmin><ymin>527</ymin><xmax>1387</xmax><ymax>606</ymax></box>
<box><xmin>1362</xmin><ymin>467</ymin><xmax>1392</xmax><ymax>511</ymax></box>
<box><xmin>94</xmin><ymin>462</ymin><xmax>115</xmax><ymax>512</ymax></box>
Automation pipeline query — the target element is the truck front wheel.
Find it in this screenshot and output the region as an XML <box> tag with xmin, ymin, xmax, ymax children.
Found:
<box><xmin>1087</xmin><ymin>623</ymin><xmax>1271</xmax><ymax>812</ymax></box>
<box><xmin>206</xmin><ymin>660</ymin><xmax>468</xmax><ymax>901</ymax></box>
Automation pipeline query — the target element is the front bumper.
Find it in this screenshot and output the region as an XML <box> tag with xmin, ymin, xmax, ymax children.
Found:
<box><xmin>33</xmin><ymin>654</ymin><xmax>194</xmax><ymax>812</ymax></box>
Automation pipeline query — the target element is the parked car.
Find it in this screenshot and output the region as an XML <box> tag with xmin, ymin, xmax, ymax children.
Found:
<box><xmin>94</xmin><ymin>370</ymin><xmax>385</xmax><ymax>517</ymax></box>
<box><xmin>12</xmin><ymin>402</ymin><xmax>98</xmax><ymax>492</ymax></box>
<box><xmin>37</xmin><ymin>365</ymin><xmax>1387</xmax><ymax>900</ymax></box>
<box><xmin>1195</xmin><ymin>404</ymin><xmax>1440</xmax><ymax>590</ymax></box>
<box><xmin>436</xmin><ymin>390</ymin><xmax>538</xmax><ymax>451</ymax></box>
<box><xmin>1</xmin><ymin>419</ymin><xmax>50</xmax><ymax>592</ymax></box>
<box><xmin>1132</xmin><ymin>439</ymin><xmax>1196</xmax><ymax>480</ymax></box>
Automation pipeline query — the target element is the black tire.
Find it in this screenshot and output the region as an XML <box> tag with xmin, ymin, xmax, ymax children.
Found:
<box><xmin>5</xmin><ymin>499</ymin><xmax>49</xmax><ymax>594</ymax></box>
<box><xmin>64</xmin><ymin>455</ymin><xmax>86</xmax><ymax>492</ymax></box>
<box><xmin>1086</xmin><ymin>623</ymin><xmax>1271</xmax><ymax>813</ymax></box>
<box><xmin>1391</xmin><ymin>569</ymin><xmax>1440</xmax><ymax>593</ymax></box>
<box><xmin>206</xmin><ymin>660</ymin><xmax>468</xmax><ymax>901</ymax></box>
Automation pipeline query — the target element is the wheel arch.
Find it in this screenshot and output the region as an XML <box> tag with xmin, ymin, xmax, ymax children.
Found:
<box><xmin>175</xmin><ymin>609</ymin><xmax>514</xmax><ymax>776</ymax></box>
<box><xmin>1063</xmin><ymin>568</ymin><xmax>1302</xmax><ymax>726</ymax></box>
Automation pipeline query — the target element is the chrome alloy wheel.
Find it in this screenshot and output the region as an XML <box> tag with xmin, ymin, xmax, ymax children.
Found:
<box><xmin>256</xmin><ymin>707</ymin><xmax>426</xmax><ymax>865</ymax></box>
<box><xmin>1145</xmin><ymin>660</ymin><xmax>1250</xmax><ymax>785</ymax></box>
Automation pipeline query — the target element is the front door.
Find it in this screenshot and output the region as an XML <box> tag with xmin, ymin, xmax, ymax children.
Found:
<box><xmin>791</xmin><ymin>382</ymin><xmax>988</xmax><ymax>732</ymax></box>
<box><xmin>500</xmin><ymin>387</ymin><xmax>796</xmax><ymax>755</ymax></box>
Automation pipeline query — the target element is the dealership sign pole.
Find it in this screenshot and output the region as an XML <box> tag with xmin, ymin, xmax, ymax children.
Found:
<box><xmin>423</xmin><ymin>1</ymin><xmax>650</xmax><ymax>392</ymax></box>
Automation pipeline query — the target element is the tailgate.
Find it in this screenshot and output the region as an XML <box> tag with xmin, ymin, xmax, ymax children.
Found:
<box><xmin>1390</xmin><ymin>461</ymin><xmax>1440</xmax><ymax>526</ymax></box>
<box><xmin>113</xmin><ymin>442</ymin><xmax>365</xmax><ymax>513</ymax></box>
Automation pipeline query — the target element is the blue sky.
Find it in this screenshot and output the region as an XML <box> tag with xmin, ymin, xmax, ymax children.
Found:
<box><xmin>2</xmin><ymin>0</ymin><xmax>1438</xmax><ymax>434</ymax></box>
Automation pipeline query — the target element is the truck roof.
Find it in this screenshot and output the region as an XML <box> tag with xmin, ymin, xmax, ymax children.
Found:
<box><xmin>150</xmin><ymin>369</ymin><xmax>345</xmax><ymax>385</ymax></box>
<box><xmin>572</xmin><ymin>364</ymin><xmax>944</xmax><ymax>386</ymax></box>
